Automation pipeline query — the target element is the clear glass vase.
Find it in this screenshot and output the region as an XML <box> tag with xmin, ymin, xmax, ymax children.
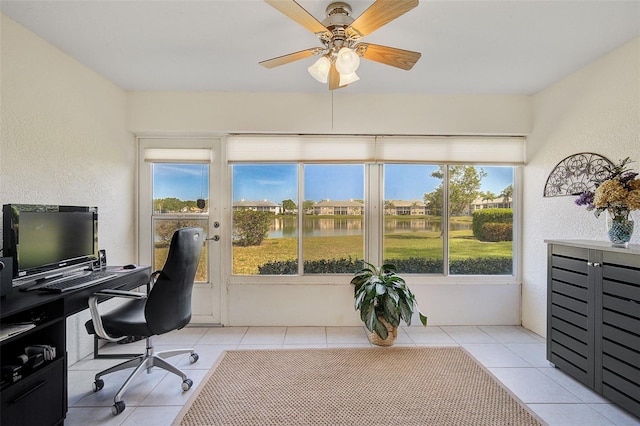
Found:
<box><xmin>605</xmin><ymin>210</ymin><xmax>634</xmax><ymax>247</ymax></box>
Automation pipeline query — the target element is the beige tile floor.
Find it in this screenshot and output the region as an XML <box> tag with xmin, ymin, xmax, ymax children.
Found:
<box><xmin>65</xmin><ymin>326</ymin><xmax>640</xmax><ymax>426</ymax></box>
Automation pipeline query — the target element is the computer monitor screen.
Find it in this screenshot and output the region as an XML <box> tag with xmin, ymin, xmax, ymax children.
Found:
<box><xmin>2</xmin><ymin>204</ymin><xmax>98</xmax><ymax>282</ymax></box>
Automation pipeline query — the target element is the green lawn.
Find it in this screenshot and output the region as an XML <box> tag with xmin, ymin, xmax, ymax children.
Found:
<box><xmin>155</xmin><ymin>216</ymin><xmax>512</xmax><ymax>276</ymax></box>
<box><xmin>232</xmin><ymin>232</ymin><xmax>511</xmax><ymax>275</ymax></box>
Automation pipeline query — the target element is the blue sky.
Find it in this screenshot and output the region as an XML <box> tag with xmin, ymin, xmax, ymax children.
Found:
<box><xmin>153</xmin><ymin>164</ymin><xmax>209</xmax><ymax>200</ymax></box>
<box><xmin>154</xmin><ymin>163</ymin><xmax>513</xmax><ymax>203</ymax></box>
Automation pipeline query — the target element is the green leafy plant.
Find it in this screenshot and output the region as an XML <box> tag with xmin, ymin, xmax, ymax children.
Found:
<box><xmin>350</xmin><ymin>261</ymin><xmax>427</xmax><ymax>340</ymax></box>
<box><xmin>233</xmin><ymin>210</ymin><xmax>271</xmax><ymax>246</ymax></box>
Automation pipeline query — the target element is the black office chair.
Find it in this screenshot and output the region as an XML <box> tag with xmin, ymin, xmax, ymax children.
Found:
<box><xmin>85</xmin><ymin>227</ymin><xmax>204</xmax><ymax>415</ymax></box>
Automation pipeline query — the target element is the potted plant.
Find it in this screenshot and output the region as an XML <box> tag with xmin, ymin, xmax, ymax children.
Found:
<box><xmin>350</xmin><ymin>261</ymin><xmax>427</xmax><ymax>346</ymax></box>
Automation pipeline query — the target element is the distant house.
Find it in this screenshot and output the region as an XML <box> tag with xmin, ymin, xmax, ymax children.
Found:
<box><xmin>470</xmin><ymin>197</ymin><xmax>513</xmax><ymax>211</ymax></box>
<box><xmin>312</xmin><ymin>200</ymin><xmax>363</xmax><ymax>215</ymax></box>
<box><xmin>233</xmin><ymin>199</ymin><xmax>281</xmax><ymax>214</ymax></box>
<box><xmin>385</xmin><ymin>200</ymin><xmax>429</xmax><ymax>216</ymax></box>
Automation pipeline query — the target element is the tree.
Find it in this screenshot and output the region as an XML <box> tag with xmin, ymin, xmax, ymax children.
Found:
<box><xmin>155</xmin><ymin>219</ymin><xmax>205</xmax><ymax>246</ymax></box>
<box><xmin>384</xmin><ymin>200</ymin><xmax>396</xmax><ymax>214</ymax></box>
<box><xmin>154</xmin><ymin>197</ymin><xmax>184</xmax><ymax>213</ymax></box>
<box><xmin>500</xmin><ymin>184</ymin><xmax>513</xmax><ymax>203</ymax></box>
<box><xmin>424</xmin><ymin>166</ymin><xmax>486</xmax><ymax>216</ymax></box>
<box><xmin>481</xmin><ymin>191</ymin><xmax>497</xmax><ymax>203</ymax></box>
<box><xmin>303</xmin><ymin>200</ymin><xmax>315</xmax><ymax>213</ymax></box>
<box><xmin>233</xmin><ymin>210</ymin><xmax>271</xmax><ymax>246</ymax></box>
<box><xmin>281</xmin><ymin>199</ymin><xmax>297</xmax><ymax>214</ymax></box>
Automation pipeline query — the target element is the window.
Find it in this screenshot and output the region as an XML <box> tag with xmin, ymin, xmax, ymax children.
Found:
<box><xmin>445</xmin><ymin>165</ymin><xmax>514</xmax><ymax>275</ymax></box>
<box><xmin>227</xmin><ymin>135</ymin><xmax>523</xmax><ymax>278</ymax></box>
<box><xmin>232</xmin><ymin>164</ymin><xmax>298</xmax><ymax>275</ymax></box>
<box><xmin>383</xmin><ymin>164</ymin><xmax>444</xmax><ymax>273</ymax></box>
<box><xmin>303</xmin><ymin>164</ymin><xmax>364</xmax><ymax>274</ymax></box>
<box><xmin>152</xmin><ymin>163</ymin><xmax>209</xmax><ymax>281</ymax></box>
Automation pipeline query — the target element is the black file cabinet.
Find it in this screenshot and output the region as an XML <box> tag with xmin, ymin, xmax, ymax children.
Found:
<box><xmin>546</xmin><ymin>240</ymin><xmax>640</xmax><ymax>418</ymax></box>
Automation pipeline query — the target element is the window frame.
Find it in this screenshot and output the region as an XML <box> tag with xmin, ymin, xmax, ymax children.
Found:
<box><xmin>228</xmin><ymin>160</ymin><xmax>522</xmax><ymax>286</ymax></box>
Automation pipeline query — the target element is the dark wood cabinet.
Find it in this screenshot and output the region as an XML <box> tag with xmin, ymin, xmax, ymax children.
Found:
<box><xmin>547</xmin><ymin>240</ymin><xmax>640</xmax><ymax>418</ymax></box>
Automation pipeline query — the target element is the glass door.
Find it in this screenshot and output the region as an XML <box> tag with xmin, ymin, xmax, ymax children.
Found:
<box><xmin>138</xmin><ymin>138</ymin><xmax>223</xmax><ymax>324</ymax></box>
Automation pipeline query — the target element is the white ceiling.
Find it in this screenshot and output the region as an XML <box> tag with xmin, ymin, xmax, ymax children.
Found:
<box><xmin>2</xmin><ymin>0</ymin><xmax>639</xmax><ymax>95</ymax></box>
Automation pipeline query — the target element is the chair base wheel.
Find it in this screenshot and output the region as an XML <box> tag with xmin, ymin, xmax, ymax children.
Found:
<box><xmin>182</xmin><ymin>378</ymin><xmax>193</xmax><ymax>391</ymax></box>
<box><xmin>189</xmin><ymin>353</ymin><xmax>199</xmax><ymax>363</ymax></box>
<box><xmin>93</xmin><ymin>379</ymin><xmax>104</xmax><ymax>392</ymax></box>
<box><xmin>112</xmin><ymin>401</ymin><xmax>126</xmax><ymax>415</ymax></box>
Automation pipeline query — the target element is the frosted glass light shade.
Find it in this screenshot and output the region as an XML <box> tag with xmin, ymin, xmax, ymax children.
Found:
<box><xmin>335</xmin><ymin>47</ymin><xmax>360</xmax><ymax>74</ymax></box>
<box><xmin>339</xmin><ymin>71</ymin><xmax>359</xmax><ymax>86</ymax></box>
<box><xmin>307</xmin><ymin>56</ymin><xmax>331</xmax><ymax>83</ymax></box>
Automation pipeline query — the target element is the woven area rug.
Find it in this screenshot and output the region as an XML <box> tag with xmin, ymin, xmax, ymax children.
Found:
<box><xmin>175</xmin><ymin>347</ymin><xmax>543</xmax><ymax>425</ymax></box>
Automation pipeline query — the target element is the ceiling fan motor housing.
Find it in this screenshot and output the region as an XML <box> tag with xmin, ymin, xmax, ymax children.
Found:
<box><xmin>322</xmin><ymin>2</ymin><xmax>356</xmax><ymax>49</ymax></box>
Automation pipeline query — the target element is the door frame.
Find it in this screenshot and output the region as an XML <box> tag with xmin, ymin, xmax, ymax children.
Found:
<box><xmin>137</xmin><ymin>137</ymin><xmax>225</xmax><ymax>325</ymax></box>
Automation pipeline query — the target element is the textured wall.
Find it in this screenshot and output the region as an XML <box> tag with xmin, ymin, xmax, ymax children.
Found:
<box><xmin>522</xmin><ymin>37</ymin><xmax>640</xmax><ymax>336</ymax></box>
<box><xmin>1</xmin><ymin>15</ymin><xmax>134</xmax><ymax>364</ymax></box>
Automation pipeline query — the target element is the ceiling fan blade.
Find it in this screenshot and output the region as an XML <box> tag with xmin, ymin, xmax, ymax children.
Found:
<box><xmin>329</xmin><ymin>63</ymin><xmax>341</xmax><ymax>90</ymax></box>
<box><xmin>348</xmin><ymin>0</ymin><xmax>419</xmax><ymax>38</ymax></box>
<box><xmin>355</xmin><ymin>43</ymin><xmax>421</xmax><ymax>70</ymax></box>
<box><xmin>265</xmin><ymin>0</ymin><xmax>332</xmax><ymax>38</ymax></box>
<box><xmin>260</xmin><ymin>48</ymin><xmax>322</xmax><ymax>69</ymax></box>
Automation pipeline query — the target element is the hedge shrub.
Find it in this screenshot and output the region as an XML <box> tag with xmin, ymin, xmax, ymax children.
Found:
<box><xmin>258</xmin><ymin>257</ymin><xmax>511</xmax><ymax>275</ymax></box>
<box><xmin>480</xmin><ymin>222</ymin><xmax>513</xmax><ymax>242</ymax></box>
<box><xmin>472</xmin><ymin>208</ymin><xmax>513</xmax><ymax>241</ymax></box>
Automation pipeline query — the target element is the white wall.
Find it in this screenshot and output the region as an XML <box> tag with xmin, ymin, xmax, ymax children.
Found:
<box><xmin>522</xmin><ymin>37</ymin><xmax>640</xmax><ymax>337</ymax></box>
<box><xmin>0</xmin><ymin>15</ymin><xmax>134</xmax><ymax>364</ymax></box>
<box><xmin>128</xmin><ymin>91</ymin><xmax>531</xmax><ymax>136</ymax></box>
<box><xmin>129</xmin><ymin>92</ymin><xmax>531</xmax><ymax>327</ymax></box>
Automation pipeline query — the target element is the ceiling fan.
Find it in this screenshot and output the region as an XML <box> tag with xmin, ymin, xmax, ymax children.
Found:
<box><xmin>260</xmin><ymin>0</ymin><xmax>421</xmax><ymax>90</ymax></box>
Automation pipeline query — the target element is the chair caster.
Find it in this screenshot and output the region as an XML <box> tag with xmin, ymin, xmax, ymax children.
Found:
<box><xmin>112</xmin><ymin>400</ymin><xmax>125</xmax><ymax>415</ymax></box>
<box><xmin>93</xmin><ymin>379</ymin><xmax>104</xmax><ymax>392</ymax></box>
<box><xmin>189</xmin><ymin>353</ymin><xmax>199</xmax><ymax>363</ymax></box>
<box><xmin>182</xmin><ymin>378</ymin><xmax>193</xmax><ymax>391</ymax></box>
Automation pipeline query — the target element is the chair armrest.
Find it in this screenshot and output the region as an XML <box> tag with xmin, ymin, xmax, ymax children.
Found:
<box><xmin>93</xmin><ymin>289</ymin><xmax>147</xmax><ymax>299</ymax></box>
<box><xmin>87</xmin><ymin>290</ymin><xmax>147</xmax><ymax>342</ymax></box>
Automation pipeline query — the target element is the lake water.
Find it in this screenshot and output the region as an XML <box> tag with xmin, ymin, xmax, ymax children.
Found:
<box><xmin>268</xmin><ymin>217</ymin><xmax>471</xmax><ymax>238</ymax></box>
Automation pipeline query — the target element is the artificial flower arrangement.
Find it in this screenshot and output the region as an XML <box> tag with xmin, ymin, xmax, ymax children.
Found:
<box><xmin>575</xmin><ymin>157</ymin><xmax>640</xmax><ymax>221</ymax></box>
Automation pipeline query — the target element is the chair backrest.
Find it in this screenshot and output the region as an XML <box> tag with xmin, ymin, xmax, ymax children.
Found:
<box><xmin>145</xmin><ymin>227</ymin><xmax>204</xmax><ymax>335</ymax></box>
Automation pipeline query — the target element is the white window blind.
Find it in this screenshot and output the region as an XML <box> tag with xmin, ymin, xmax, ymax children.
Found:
<box><xmin>376</xmin><ymin>136</ymin><xmax>526</xmax><ymax>164</ymax></box>
<box><xmin>226</xmin><ymin>135</ymin><xmax>525</xmax><ymax>164</ymax></box>
<box><xmin>143</xmin><ymin>148</ymin><xmax>213</xmax><ymax>163</ymax></box>
<box><xmin>226</xmin><ymin>136</ymin><xmax>376</xmax><ymax>163</ymax></box>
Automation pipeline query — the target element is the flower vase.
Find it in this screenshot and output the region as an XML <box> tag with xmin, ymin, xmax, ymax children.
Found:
<box><xmin>605</xmin><ymin>212</ymin><xmax>634</xmax><ymax>247</ymax></box>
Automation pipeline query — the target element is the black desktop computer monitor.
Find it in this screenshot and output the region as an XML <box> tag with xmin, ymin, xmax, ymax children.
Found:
<box><xmin>2</xmin><ymin>204</ymin><xmax>99</xmax><ymax>285</ymax></box>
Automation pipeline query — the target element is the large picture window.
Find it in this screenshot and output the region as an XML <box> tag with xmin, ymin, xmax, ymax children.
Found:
<box><xmin>231</xmin><ymin>162</ymin><xmax>516</xmax><ymax>277</ymax></box>
<box><xmin>228</xmin><ymin>135</ymin><xmax>523</xmax><ymax>278</ymax></box>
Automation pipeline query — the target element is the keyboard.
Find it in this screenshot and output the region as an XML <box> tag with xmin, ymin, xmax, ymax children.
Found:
<box><xmin>38</xmin><ymin>270</ymin><xmax>117</xmax><ymax>293</ymax></box>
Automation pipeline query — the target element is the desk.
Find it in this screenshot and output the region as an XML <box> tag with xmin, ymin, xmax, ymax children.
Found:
<box><xmin>0</xmin><ymin>266</ymin><xmax>150</xmax><ymax>426</ymax></box>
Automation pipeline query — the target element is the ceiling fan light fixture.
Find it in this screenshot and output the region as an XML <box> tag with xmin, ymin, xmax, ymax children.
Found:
<box><xmin>339</xmin><ymin>71</ymin><xmax>359</xmax><ymax>86</ymax></box>
<box><xmin>335</xmin><ymin>47</ymin><xmax>360</xmax><ymax>74</ymax></box>
<box><xmin>308</xmin><ymin>55</ymin><xmax>331</xmax><ymax>83</ymax></box>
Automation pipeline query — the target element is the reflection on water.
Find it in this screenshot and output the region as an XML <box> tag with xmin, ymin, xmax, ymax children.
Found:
<box><xmin>268</xmin><ymin>216</ymin><xmax>471</xmax><ymax>238</ymax></box>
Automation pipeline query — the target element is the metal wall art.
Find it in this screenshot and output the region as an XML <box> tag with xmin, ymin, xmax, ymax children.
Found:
<box><xmin>544</xmin><ymin>152</ymin><xmax>613</xmax><ymax>197</ymax></box>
